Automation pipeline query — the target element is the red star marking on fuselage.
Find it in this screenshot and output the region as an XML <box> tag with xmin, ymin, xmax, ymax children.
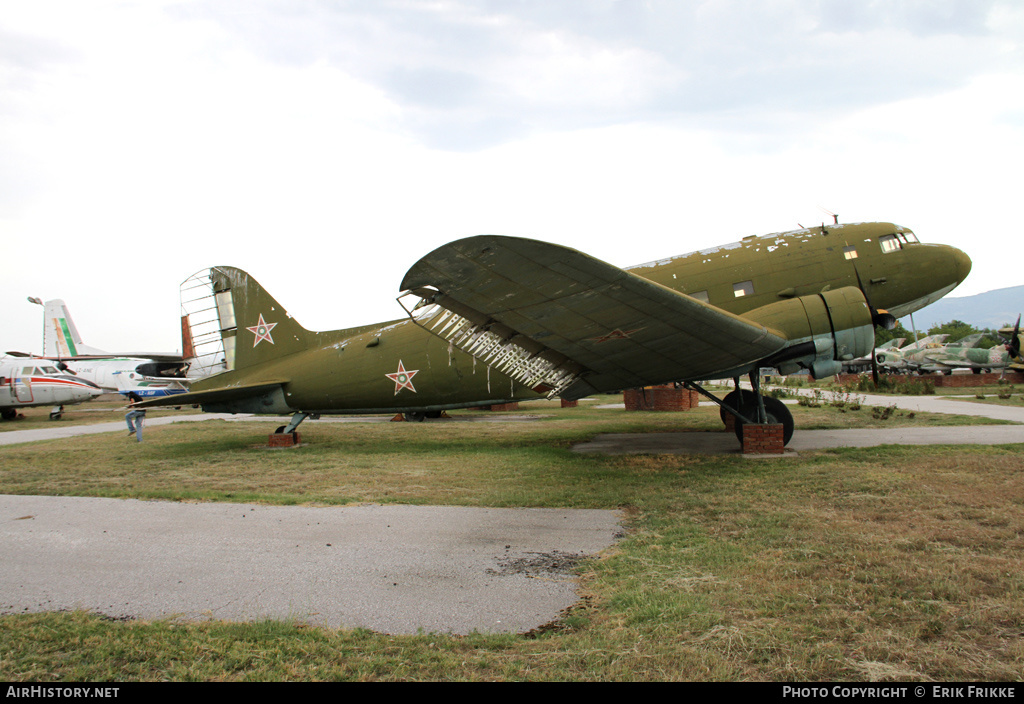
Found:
<box><xmin>590</xmin><ymin>328</ymin><xmax>644</xmax><ymax>343</ymax></box>
<box><xmin>247</xmin><ymin>314</ymin><xmax>277</xmax><ymax>347</ymax></box>
<box><xmin>386</xmin><ymin>360</ymin><xmax>419</xmax><ymax>395</ymax></box>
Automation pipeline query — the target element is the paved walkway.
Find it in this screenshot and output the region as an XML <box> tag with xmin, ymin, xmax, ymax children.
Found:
<box><xmin>575</xmin><ymin>390</ymin><xmax>1024</xmax><ymax>455</ymax></box>
<box><xmin>0</xmin><ymin>496</ymin><xmax>621</xmax><ymax>634</ymax></box>
<box><xmin>0</xmin><ymin>412</ymin><xmax>549</xmax><ymax>447</ymax></box>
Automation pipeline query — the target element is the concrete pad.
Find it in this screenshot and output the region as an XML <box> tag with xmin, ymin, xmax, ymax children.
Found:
<box><xmin>0</xmin><ymin>495</ymin><xmax>622</xmax><ymax>635</ymax></box>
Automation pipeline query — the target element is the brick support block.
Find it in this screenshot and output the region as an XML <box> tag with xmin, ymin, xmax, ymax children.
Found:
<box><xmin>268</xmin><ymin>432</ymin><xmax>301</xmax><ymax>447</ymax></box>
<box><xmin>741</xmin><ymin>424</ymin><xmax>784</xmax><ymax>454</ymax></box>
<box><xmin>560</xmin><ymin>399</ymin><xmax>578</xmax><ymax>408</ymax></box>
<box><xmin>623</xmin><ymin>385</ymin><xmax>693</xmax><ymax>411</ymax></box>
<box><xmin>487</xmin><ymin>402</ymin><xmax>520</xmax><ymax>411</ymax></box>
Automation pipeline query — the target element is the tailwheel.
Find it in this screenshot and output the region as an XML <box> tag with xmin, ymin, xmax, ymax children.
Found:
<box><xmin>732</xmin><ymin>396</ymin><xmax>794</xmax><ymax>446</ymax></box>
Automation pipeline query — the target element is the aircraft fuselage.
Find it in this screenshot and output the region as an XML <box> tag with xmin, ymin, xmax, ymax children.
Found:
<box><xmin>181</xmin><ymin>222</ymin><xmax>972</xmax><ymax>417</ymax></box>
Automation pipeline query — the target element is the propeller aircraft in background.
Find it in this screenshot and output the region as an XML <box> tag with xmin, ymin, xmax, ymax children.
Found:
<box><xmin>139</xmin><ymin>221</ymin><xmax>972</xmax><ymax>447</ymax></box>
<box><xmin>1</xmin><ymin>357</ymin><xmax>104</xmax><ymax>420</ymax></box>
<box><xmin>8</xmin><ymin>299</ymin><xmax>192</xmax><ymax>398</ymax></box>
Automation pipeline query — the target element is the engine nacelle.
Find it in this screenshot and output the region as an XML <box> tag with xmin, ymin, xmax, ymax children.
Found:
<box><xmin>744</xmin><ymin>286</ymin><xmax>875</xmax><ymax>379</ymax></box>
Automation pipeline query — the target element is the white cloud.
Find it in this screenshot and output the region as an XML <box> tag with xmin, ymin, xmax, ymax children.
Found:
<box><xmin>1</xmin><ymin>0</ymin><xmax>1022</xmax><ymax>354</ymax></box>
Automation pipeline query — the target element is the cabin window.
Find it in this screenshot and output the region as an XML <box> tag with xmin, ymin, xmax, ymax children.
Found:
<box><xmin>843</xmin><ymin>245</ymin><xmax>858</xmax><ymax>260</ymax></box>
<box><xmin>689</xmin><ymin>290</ymin><xmax>709</xmax><ymax>303</ymax></box>
<box><xmin>21</xmin><ymin>367</ymin><xmax>35</xmax><ymax>376</ymax></box>
<box><xmin>879</xmin><ymin>234</ymin><xmax>901</xmax><ymax>253</ymax></box>
<box><xmin>41</xmin><ymin>366</ymin><xmax>59</xmax><ymax>374</ymax></box>
<box><xmin>733</xmin><ymin>281</ymin><xmax>754</xmax><ymax>298</ymax></box>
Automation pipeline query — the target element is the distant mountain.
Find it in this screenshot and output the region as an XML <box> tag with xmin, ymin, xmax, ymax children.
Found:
<box><xmin>900</xmin><ymin>285</ymin><xmax>1023</xmax><ymax>331</ymax></box>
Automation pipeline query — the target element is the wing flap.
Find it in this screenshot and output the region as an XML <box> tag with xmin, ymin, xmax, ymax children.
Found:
<box><xmin>401</xmin><ymin>235</ymin><xmax>789</xmax><ymax>395</ymax></box>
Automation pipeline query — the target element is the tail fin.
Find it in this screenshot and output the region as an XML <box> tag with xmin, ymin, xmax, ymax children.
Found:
<box><xmin>180</xmin><ymin>267</ymin><xmax>313</xmax><ymax>374</ymax></box>
<box><xmin>42</xmin><ymin>300</ymin><xmax>108</xmax><ymax>357</ymax></box>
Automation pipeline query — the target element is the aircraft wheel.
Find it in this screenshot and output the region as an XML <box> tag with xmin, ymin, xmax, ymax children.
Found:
<box><xmin>49</xmin><ymin>412</ymin><xmax>63</xmax><ymax>421</ymax></box>
<box><xmin>733</xmin><ymin>396</ymin><xmax>794</xmax><ymax>446</ymax></box>
<box><xmin>275</xmin><ymin>425</ymin><xmax>287</xmax><ymax>434</ymax></box>
<box><xmin>2</xmin><ymin>408</ymin><xmax>17</xmax><ymax>421</ymax></box>
<box><xmin>972</xmin><ymin>368</ymin><xmax>982</xmax><ymax>374</ymax></box>
<box><xmin>720</xmin><ymin>389</ymin><xmax>757</xmax><ymax>424</ymax></box>
<box><xmin>425</xmin><ymin>411</ymin><xmax>443</xmax><ymax>418</ymax></box>
<box><xmin>404</xmin><ymin>412</ymin><xmax>426</xmax><ymax>422</ymax></box>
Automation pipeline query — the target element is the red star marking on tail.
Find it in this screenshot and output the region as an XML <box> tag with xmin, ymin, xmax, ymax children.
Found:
<box><xmin>386</xmin><ymin>360</ymin><xmax>419</xmax><ymax>395</ymax></box>
<box><xmin>247</xmin><ymin>314</ymin><xmax>277</xmax><ymax>347</ymax></box>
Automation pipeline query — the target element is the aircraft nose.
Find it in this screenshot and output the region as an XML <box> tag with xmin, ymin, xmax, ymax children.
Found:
<box><xmin>951</xmin><ymin>246</ymin><xmax>972</xmax><ymax>285</ymax></box>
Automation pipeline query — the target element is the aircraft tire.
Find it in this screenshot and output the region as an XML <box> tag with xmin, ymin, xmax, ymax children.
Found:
<box><xmin>275</xmin><ymin>425</ymin><xmax>287</xmax><ymax>434</ymax></box>
<box><xmin>720</xmin><ymin>389</ymin><xmax>757</xmax><ymax>424</ymax></box>
<box><xmin>733</xmin><ymin>396</ymin><xmax>795</xmax><ymax>446</ymax></box>
<box><xmin>2</xmin><ymin>408</ymin><xmax>17</xmax><ymax>421</ymax></box>
<box><xmin>404</xmin><ymin>412</ymin><xmax>426</xmax><ymax>422</ymax></box>
<box><xmin>49</xmin><ymin>412</ymin><xmax>62</xmax><ymax>421</ymax></box>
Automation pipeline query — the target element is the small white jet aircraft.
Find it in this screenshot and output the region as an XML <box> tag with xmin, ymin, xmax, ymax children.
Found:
<box><xmin>1</xmin><ymin>357</ymin><xmax>104</xmax><ymax>420</ymax></box>
<box><xmin>12</xmin><ymin>299</ymin><xmax>191</xmax><ymax>398</ymax></box>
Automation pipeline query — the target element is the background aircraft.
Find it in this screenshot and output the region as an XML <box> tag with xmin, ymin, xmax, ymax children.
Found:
<box><xmin>1</xmin><ymin>356</ymin><xmax>104</xmax><ymax>420</ymax></box>
<box><xmin>873</xmin><ymin>334</ymin><xmax>949</xmax><ymax>373</ymax></box>
<box><xmin>875</xmin><ymin>332</ymin><xmax>1019</xmax><ymax>374</ymax></box>
<box><xmin>9</xmin><ymin>299</ymin><xmax>191</xmax><ymax>398</ymax></box>
<box><xmin>141</xmin><ymin>221</ymin><xmax>971</xmax><ymax>447</ymax></box>
<box><xmin>842</xmin><ymin>337</ymin><xmax>905</xmax><ymax>374</ymax></box>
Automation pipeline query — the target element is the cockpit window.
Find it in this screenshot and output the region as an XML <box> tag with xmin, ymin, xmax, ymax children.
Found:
<box><xmin>879</xmin><ymin>234</ymin><xmax>901</xmax><ymax>253</ymax></box>
<box><xmin>41</xmin><ymin>366</ymin><xmax>60</xmax><ymax>374</ymax></box>
<box><xmin>897</xmin><ymin>231</ymin><xmax>919</xmax><ymax>244</ymax></box>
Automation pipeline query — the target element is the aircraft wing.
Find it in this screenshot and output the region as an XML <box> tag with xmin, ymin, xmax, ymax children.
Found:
<box><xmin>401</xmin><ymin>235</ymin><xmax>789</xmax><ymax>398</ymax></box>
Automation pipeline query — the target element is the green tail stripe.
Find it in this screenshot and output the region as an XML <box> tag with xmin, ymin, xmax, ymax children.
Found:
<box><xmin>58</xmin><ymin>318</ymin><xmax>78</xmax><ymax>356</ymax></box>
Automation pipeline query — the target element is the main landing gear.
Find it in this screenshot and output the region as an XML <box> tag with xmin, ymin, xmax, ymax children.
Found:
<box><xmin>274</xmin><ymin>412</ymin><xmax>324</xmax><ymax>435</ymax></box>
<box><xmin>686</xmin><ymin>372</ymin><xmax>795</xmax><ymax>447</ymax></box>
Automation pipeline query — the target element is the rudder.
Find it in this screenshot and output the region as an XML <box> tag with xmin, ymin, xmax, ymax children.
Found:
<box><xmin>180</xmin><ymin>267</ymin><xmax>312</xmax><ymax>374</ymax></box>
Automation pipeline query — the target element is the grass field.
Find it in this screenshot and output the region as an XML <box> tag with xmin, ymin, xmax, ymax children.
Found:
<box><xmin>2</xmin><ymin>399</ymin><xmax>1022</xmax><ymax>681</ymax></box>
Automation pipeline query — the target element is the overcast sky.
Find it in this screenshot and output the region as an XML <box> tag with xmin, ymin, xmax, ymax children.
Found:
<box><xmin>3</xmin><ymin>0</ymin><xmax>1023</xmax><ymax>354</ymax></box>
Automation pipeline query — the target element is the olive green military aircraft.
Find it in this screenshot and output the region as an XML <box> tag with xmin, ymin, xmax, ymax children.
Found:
<box><xmin>140</xmin><ymin>221</ymin><xmax>971</xmax><ymax>446</ymax></box>
<box><xmin>901</xmin><ymin>333</ymin><xmax>1009</xmax><ymax>375</ymax></box>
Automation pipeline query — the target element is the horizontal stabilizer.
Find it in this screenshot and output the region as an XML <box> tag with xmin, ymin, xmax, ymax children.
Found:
<box><xmin>136</xmin><ymin>380</ymin><xmax>287</xmax><ymax>409</ymax></box>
